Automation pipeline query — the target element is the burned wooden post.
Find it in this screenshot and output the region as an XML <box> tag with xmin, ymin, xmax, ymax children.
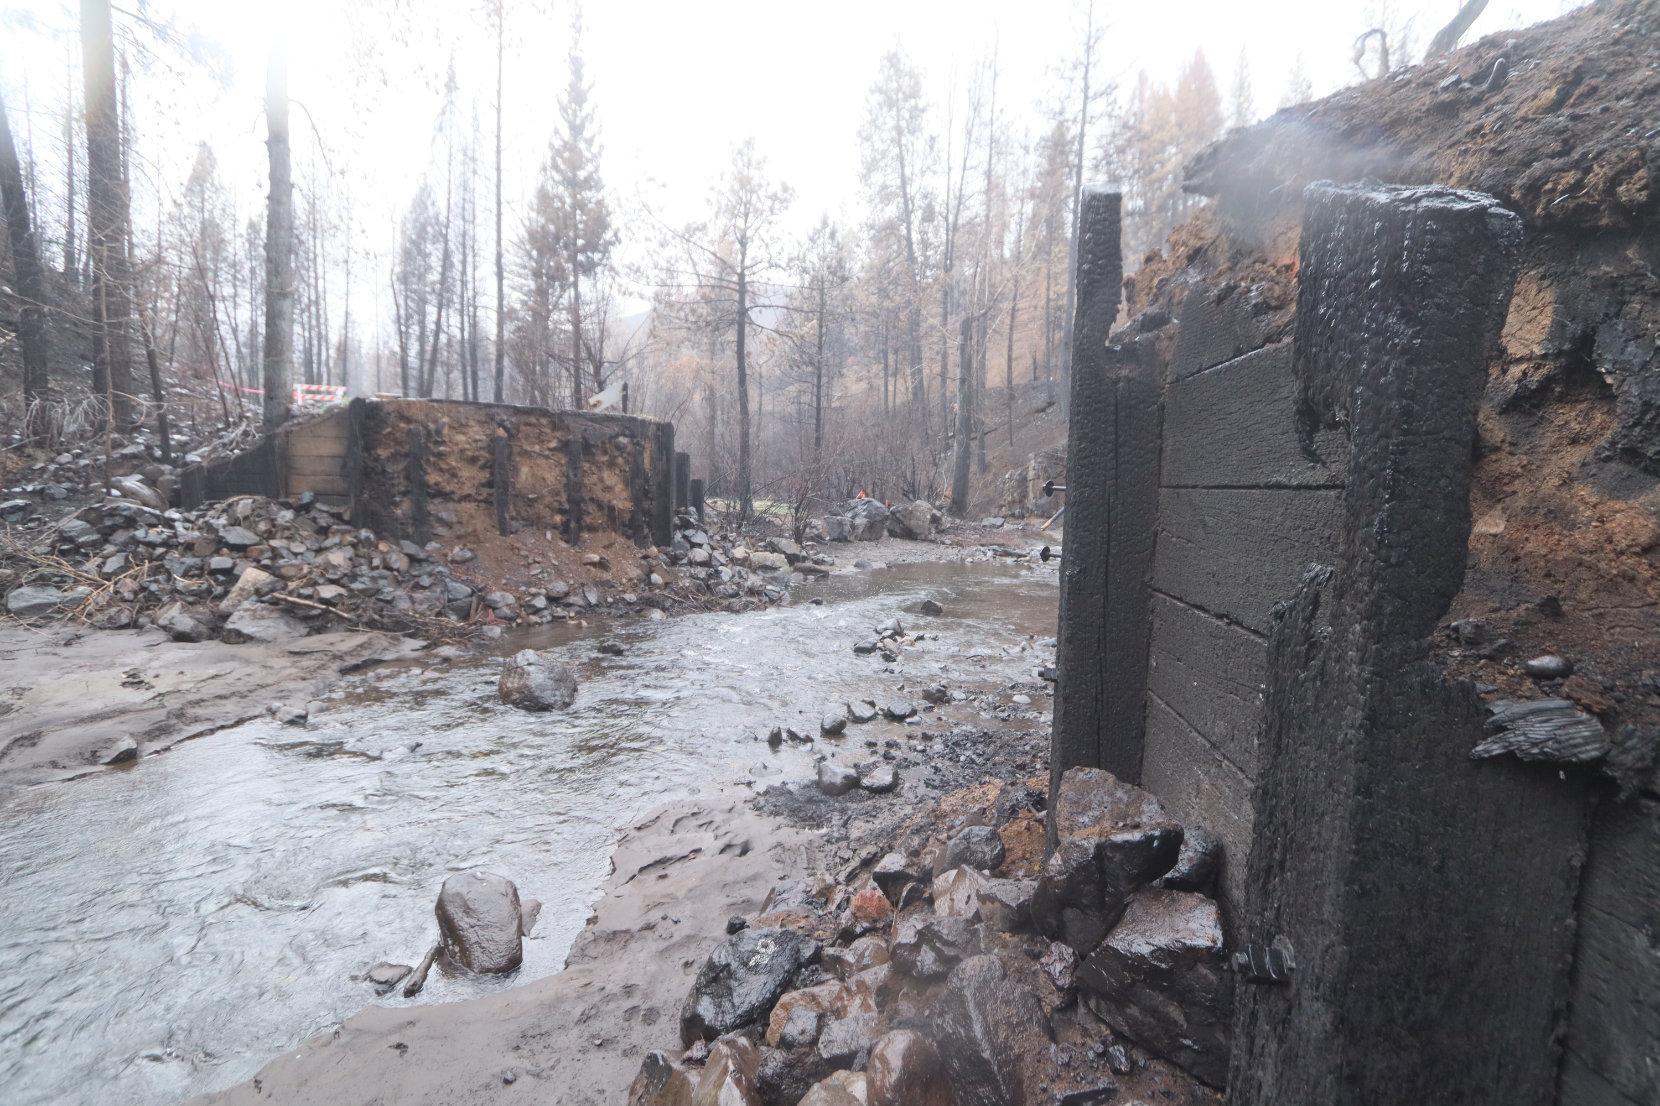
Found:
<box><xmin>562</xmin><ymin>436</ymin><xmax>585</xmax><ymax>546</ymax></box>
<box><xmin>490</xmin><ymin>428</ymin><xmax>513</xmax><ymax>536</ymax></box>
<box><xmin>1048</xmin><ymin>186</ymin><xmax>1129</xmax><ymax>843</ymax></box>
<box><xmin>1230</xmin><ymin>184</ymin><xmax>1590</xmax><ymax>1106</ymax></box>
<box><xmin>405</xmin><ymin>423</ymin><xmax>431</xmax><ymax>545</ymax></box>
<box><xmin>674</xmin><ymin>451</ymin><xmax>691</xmax><ymax>512</ymax></box>
<box><xmin>689</xmin><ymin>478</ymin><xmax>705</xmax><ymax>523</ymax></box>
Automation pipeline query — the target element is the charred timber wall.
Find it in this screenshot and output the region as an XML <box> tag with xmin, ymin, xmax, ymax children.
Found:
<box><xmin>1052</xmin><ymin>183</ymin><xmax>1614</xmax><ymax>1104</ymax></box>
<box><xmin>181</xmin><ymin>398</ymin><xmax>674</xmax><ymax>549</ymax></box>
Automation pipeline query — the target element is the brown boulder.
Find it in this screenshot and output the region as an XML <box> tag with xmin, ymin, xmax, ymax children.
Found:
<box><xmin>934</xmin><ymin>955</ymin><xmax>1051</xmax><ymax>1106</ymax></box>
<box><xmin>867</xmin><ymin>1030</ymin><xmax>953</xmax><ymax>1106</ymax></box>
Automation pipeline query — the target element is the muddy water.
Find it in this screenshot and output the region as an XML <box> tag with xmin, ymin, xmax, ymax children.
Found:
<box><xmin>0</xmin><ymin>554</ymin><xmax>1056</xmax><ymax>1106</ymax></box>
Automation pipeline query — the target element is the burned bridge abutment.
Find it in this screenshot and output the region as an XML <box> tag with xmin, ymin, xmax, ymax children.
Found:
<box><xmin>1051</xmin><ymin>182</ymin><xmax>1603</xmax><ymax>1104</ymax></box>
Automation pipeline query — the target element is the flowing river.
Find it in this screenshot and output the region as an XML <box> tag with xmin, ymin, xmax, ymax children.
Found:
<box><xmin>0</xmin><ymin>553</ymin><xmax>1057</xmax><ymax>1105</ymax></box>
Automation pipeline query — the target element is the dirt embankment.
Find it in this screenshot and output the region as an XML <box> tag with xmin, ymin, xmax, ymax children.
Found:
<box><xmin>1125</xmin><ymin>0</ymin><xmax>1660</xmax><ymax>789</ymax></box>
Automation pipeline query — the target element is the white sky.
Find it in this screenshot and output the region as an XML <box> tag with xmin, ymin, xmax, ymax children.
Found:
<box><xmin>1</xmin><ymin>0</ymin><xmax>1583</xmax><ymax>312</ymax></box>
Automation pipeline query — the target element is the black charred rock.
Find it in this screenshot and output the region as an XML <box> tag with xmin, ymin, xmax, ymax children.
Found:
<box><xmin>934</xmin><ymin>955</ymin><xmax>1052</xmax><ymax>1106</ymax></box>
<box><xmin>891</xmin><ymin>914</ymin><xmax>980</xmax><ymax>981</ymax></box>
<box><xmin>935</xmin><ymin>825</ymin><xmax>1006</xmax><ymax>875</ymax></box>
<box><xmin>1158</xmin><ymin>827</ymin><xmax>1222</xmax><ymax>894</ymax></box>
<box><xmin>1077</xmin><ymin>890</ymin><xmax>1232</xmax><ymax>1089</ymax></box>
<box><xmin>680</xmin><ymin>926</ymin><xmax>821</xmax><ymax>1044</ymax></box>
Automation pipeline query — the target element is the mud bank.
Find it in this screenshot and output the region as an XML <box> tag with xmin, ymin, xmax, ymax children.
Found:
<box><xmin>0</xmin><ymin>623</ymin><xmax>421</xmax><ymax>792</ymax></box>
<box><xmin>192</xmin><ymin>795</ymin><xmax>817</xmax><ymax>1106</ymax></box>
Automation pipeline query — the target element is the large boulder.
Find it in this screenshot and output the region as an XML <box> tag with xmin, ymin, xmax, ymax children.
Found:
<box><xmin>890</xmin><ymin>914</ymin><xmax>979</xmax><ymax>981</ymax></box>
<box><xmin>823</xmin><ymin>515</ymin><xmax>854</xmax><ymax>542</ymax></box>
<box><xmin>867</xmin><ymin>1030</ymin><xmax>952</xmax><ymax>1106</ymax></box>
<box><xmin>1031</xmin><ymin>767</ymin><xmax>1183</xmax><ymax>955</ymax></box>
<box><xmin>220</xmin><ymin>602</ymin><xmax>309</xmax><ymax>644</ymax></box>
<box><xmin>435</xmin><ymin>870</ymin><xmax>526</xmax><ymax>974</ymax></box>
<box><xmin>934</xmin><ymin>825</ymin><xmax>1006</xmax><ymax>875</ymax></box>
<box><xmin>847</xmin><ymin>500</ymin><xmax>890</xmax><ymax>542</ymax></box>
<box><xmin>934</xmin><ymin>955</ymin><xmax>1051</xmax><ymax>1106</ymax></box>
<box><xmin>499</xmin><ymin>649</ymin><xmax>579</xmax><ymax>711</ymax></box>
<box><xmin>1076</xmin><ymin>889</ymin><xmax>1233</xmax><ymax>1088</ymax></box>
<box><xmin>888</xmin><ymin>499</ymin><xmax>940</xmax><ymax>540</ymax></box>
<box><xmin>681</xmin><ymin>925</ymin><xmax>821</xmax><ymax>1043</ymax></box>
<box><xmin>799</xmin><ymin>1070</ymin><xmax>869</xmax><ymax>1106</ymax></box>
<box><xmin>628</xmin><ymin>1038</ymin><xmax>763</xmax><ymax>1106</ymax></box>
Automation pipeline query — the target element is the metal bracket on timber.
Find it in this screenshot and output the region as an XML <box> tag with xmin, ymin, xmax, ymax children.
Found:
<box><xmin>1229</xmin><ymin>183</ymin><xmax>1594</xmax><ymax>1106</ymax></box>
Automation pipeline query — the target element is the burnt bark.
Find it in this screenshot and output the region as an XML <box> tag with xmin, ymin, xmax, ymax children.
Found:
<box><xmin>81</xmin><ymin>0</ymin><xmax>135</xmax><ymax>429</ymax></box>
<box><xmin>262</xmin><ymin>52</ymin><xmax>294</xmax><ymax>430</ymax></box>
<box><xmin>0</xmin><ymin>84</ymin><xmax>52</xmax><ymax>439</ymax></box>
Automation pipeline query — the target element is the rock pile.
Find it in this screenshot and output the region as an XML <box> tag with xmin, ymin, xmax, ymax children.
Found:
<box><xmin>627</xmin><ymin>767</ymin><xmax>1230</xmax><ymax>1105</ymax></box>
<box><xmin>1</xmin><ymin>497</ymin><xmax>825</xmax><ymax>640</ymax></box>
<box><xmin>805</xmin><ymin>499</ymin><xmax>943</xmax><ymax>545</ymax></box>
<box><xmin>661</xmin><ymin>511</ymin><xmax>834</xmax><ymax>611</ymax></box>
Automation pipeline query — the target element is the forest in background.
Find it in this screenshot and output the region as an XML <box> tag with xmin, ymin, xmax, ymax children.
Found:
<box><xmin>0</xmin><ymin>0</ymin><xmax>1523</xmax><ymax>518</ymax></box>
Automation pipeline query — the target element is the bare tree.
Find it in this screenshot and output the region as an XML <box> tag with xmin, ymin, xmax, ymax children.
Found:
<box><xmin>82</xmin><ymin>0</ymin><xmax>136</xmax><ymax>429</ymax></box>
<box><xmin>262</xmin><ymin>50</ymin><xmax>294</xmax><ymax>430</ymax></box>
<box><xmin>0</xmin><ymin>84</ymin><xmax>51</xmax><ymax>439</ymax></box>
<box><xmin>1427</xmin><ymin>0</ymin><xmax>1490</xmax><ymax>58</ymax></box>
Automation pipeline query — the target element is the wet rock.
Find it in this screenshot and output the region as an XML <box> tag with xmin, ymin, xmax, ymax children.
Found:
<box><xmin>1077</xmin><ymin>889</ymin><xmax>1231</xmax><ymax>1088</ymax></box>
<box><xmin>935</xmin><ymin>955</ymin><xmax>1051</xmax><ymax>1106</ymax></box>
<box><xmin>992</xmin><ymin>782</ymin><xmax>1045</xmax><ymax>826</ymax></box>
<box><xmin>824</xmin><ymin>935</ymin><xmax>890</xmax><ymax>980</ymax></box>
<box><xmin>156</xmin><ymin>604</ymin><xmax>209</xmax><ymax>637</ymax></box>
<box><xmin>219</xmin><ymin>565</ymin><xmax>275</xmax><ymax>612</ymax></box>
<box><xmin>851</xmin><ymin>887</ymin><xmax>893</xmax><ymax>927</ymax></box>
<box><xmin>847</xmin><ymin>700</ymin><xmax>879</xmax><ymax>724</ymax></box>
<box><xmin>1473</xmin><ymin>697</ymin><xmax>1610</xmax><ymax>764</ymax></box>
<box><xmin>268</xmin><ymin>702</ymin><xmax>309</xmax><ymax>726</ymax></box>
<box><xmin>820</xmin><ymin>713</ymin><xmax>848</xmax><ymax>737</ymax></box>
<box><xmin>436</xmin><ymin>870</ymin><xmax>526</xmax><ymax>974</ymax></box>
<box><xmin>817</xmin><ymin>1012</ymin><xmax>880</xmax><ymax>1068</ymax></box>
<box><xmin>365</xmin><ymin>961</ymin><xmax>412</xmax><ymax>990</ymax></box>
<box><xmin>932</xmin><ymin>867</ymin><xmax>990</xmax><ymax>920</ymax></box>
<box><xmin>872</xmin><ymin>852</ymin><xmax>920</xmax><ymax>905</ymax></box>
<box><xmin>888</xmin><ymin>500</ymin><xmax>939</xmax><ymax>540</ymax></box>
<box><xmin>867</xmin><ymin>1029</ymin><xmax>950</xmax><ymax>1106</ymax></box>
<box><xmin>918</xmin><ymin>598</ymin><xmax>945</xmax><ymax>617</ymax></box>
<box><xmin>1158</xmin><ymin>828</ymin><xmax>1221</xmax><ymax>894</ymax></box>
<box><xmin>821</xmin><ymin>516</ymin><xmax>854</xmax><ymax>542</ymax></box>
<box><xmin>921</xmin><ymin>684</ymin><xmax>950</xmax><ymax>705</ymax></box>
<box><xmin>799</xmin><ymin>1070</ymin><xmax>868</xmax><ymax>1106</ymax></box>
<box><xmin>217</xmin><ymin>525</ymin><xmax>261</xmax><ymax>549</ymax></box>
<box><xmin>628</xmin><ymin>1051</ymin><xmax>697</xmax><ymax>1106</ymax></box>
<box><xmin>1524</xmin><ymin>653</ymin><xmax>1574</xmax><ymax>679</ymax></box>
<box><xmin>499</xmin><ymin>649</ymin><xmax>579</xmax><ymax>711</ymax></box>
<box><xmin>751</xmin><ymin>552</ymin><xmax>789</xmax><ymax>572</ymax></box>
<box><xmin>936</xmin><ymin>825</ymin><xmax>1006</xmax><ymax>875</ymax></box>
<box><xmin>891</xmin><ymin>914</ymin><xmax>979</xmax><ymax>981</ymax></box>
<box><xmin>976</xmin><ymin>878</ymin><xmax>1038</xmax><ymax>933</ymax></box>
<box><xmin>1040</xmin><ymin>941</ymin><xmax>1079</xmax><ymax>994</ymax></box>
<box><xmin>99</xmin><ymin>737</ymin><xmax>140</xmax><ymax>765</ymax></box>
<box><xmin>221</xmin><ymin>602</ymin><xmax>309</xmax><ymax>644</ymax></box>
<box><xmin>681</xmin><ymin>925</ymin><xmax>821</xmax><ymax>1043</ymax></box>
<box><xmin>5</xmin><ymin>585</ymin><xmax>68</xmax><ymax>617</ymax></box>
<box><xmin>817</xmin><ymin>760</ymin><xmax>860</xmax><ymax>796</ymax></box>
<box><xmin>848</xmin><ymin>500</ymin><xmax>890</xmax><ymax>541</ymax></box>
<box><xmin>759</xmin><ymin>1045</ymin><xmax>837</xmax><ymax>1106</ymax></box>
<box><xmin>880</xmin><ymin>699</ymin><xmax>917</xmax><ymax>722</ymax></box>
<box><xmin>858</xmin><ymin>763</ymin><xmax>899</xmax><ymax>794</ymax></box>
<box><xmin>1032</xmin><ymin>768</ymin><xmax>1183</xmax><ymax>954</ymax></box>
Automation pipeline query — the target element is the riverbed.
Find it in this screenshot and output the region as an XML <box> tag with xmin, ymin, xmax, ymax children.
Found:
<box><xmin>0</xmin><ymin>547</ymin><xmax>1056</xmax><ymax>1105</ymax></box>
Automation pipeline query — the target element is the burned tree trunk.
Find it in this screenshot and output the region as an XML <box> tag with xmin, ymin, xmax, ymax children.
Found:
<box><xmin>950</xmin><ymin>314</ymin><xmax>974</xmax><ymax>515</ymax></box>
<box><xmin>0</xmin><ymin>85</ymin><xmax>52</xmax><ymax>440</ymax></box>
<box><xmin>262</xmin><ymin>52</ymin><xmax>294</xmax><ymax>431</ymax></box>
<box><xmin>81</xmin><ymin>0</ymin><xmax>135</xmax><ymax>430</ymax></box>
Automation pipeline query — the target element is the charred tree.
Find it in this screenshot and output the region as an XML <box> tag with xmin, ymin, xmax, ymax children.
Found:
<box><xmin>262</xmin><ymin>52</ymin><xmax>294</xmax><ymax>430</ymax></box>
<box><xmin>0</xmin><ymin>84</ymin><xmax>52</xmax><ymax>439</ymax></box>
<box><xmin>81</xmin><ymin>0</ymin><xmax>136</xmax><ymax>429</ymax></box>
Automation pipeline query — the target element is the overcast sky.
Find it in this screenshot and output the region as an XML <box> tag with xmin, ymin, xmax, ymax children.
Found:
<box><xmin>1</xmin><ymin>0</ymin><xmax>1583</xmax><ymax>301</ymax></box>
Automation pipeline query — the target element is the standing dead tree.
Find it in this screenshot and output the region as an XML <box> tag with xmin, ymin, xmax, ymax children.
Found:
<box><xmin>0</xmin><ymin>83</ymin><xmax>52</xmax><ymax>440</ymax></box>
<box><xmin>81</xmin><ymin>0</ymin><xmax>136</xmax><ymax>430</ymax></box>
<box><xmin>262</xmin><ymin>51</ymin><xmax>294</xmax><ymax>430</ymax></box>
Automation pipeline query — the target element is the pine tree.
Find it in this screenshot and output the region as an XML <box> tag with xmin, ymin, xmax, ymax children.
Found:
<box><xmin>1230</xmin><ymin>49</ymin><xmax>1255</xmax><ymax>130</ymax></box>
<box><xmin>548</xmin><ymin>9</ymin><xmax>616</xmax><ymax>407</ymax></box>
